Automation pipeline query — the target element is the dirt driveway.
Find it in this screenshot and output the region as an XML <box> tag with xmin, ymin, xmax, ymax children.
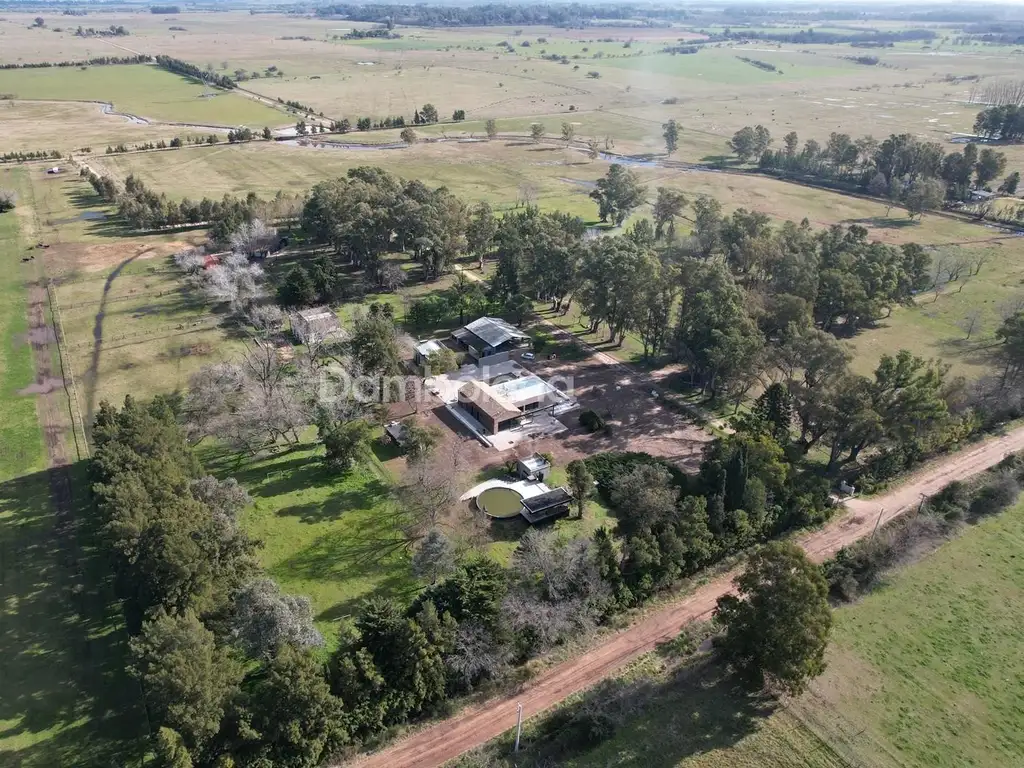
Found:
<box><xmin>344</xmin><ymin>425</ymin><xmax>1024</xmax><ymax>768</ymax></box>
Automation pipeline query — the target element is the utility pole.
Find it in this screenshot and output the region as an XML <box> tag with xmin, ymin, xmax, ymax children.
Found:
<box><xmin>870</xmin><ymin>507</ymin><xmax>885</xmax><ymax>539</ymax></box>
<box><xmin>513</xmin><ymin>702</ymin><xmax>524</xmax><ymax>754</ymax></box>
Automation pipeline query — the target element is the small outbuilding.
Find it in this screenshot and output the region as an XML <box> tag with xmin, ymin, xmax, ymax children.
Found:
<box><xmin>516</xmin><ymin>453</ymin><xmax>551</xmax><ymax>482</ymax></box>
<box><xmin>291</xmin><ymin>307</ymin><xmax>344</xmax><ymax>345</ymax></box>
<box><xmin>384</xmin><ymin>420</ymin><xmax>409</xmax><ymax>449</ymax></box>
<box><xmin>520</xmin><ymin>487</ymin><xmax>574</xmax><ymax>524</ymax></box>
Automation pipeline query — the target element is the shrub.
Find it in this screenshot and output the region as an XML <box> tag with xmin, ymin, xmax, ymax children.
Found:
<box><xmin>0</xmin><ymin>188</ymin><xmax>15</xmax><ymax>212</ymax></box>
<box><xmin>579</xmin><ymin>409</ymin><xmax>605</xmax><ymax>433</ymax></box>
<box><xmin>582</xmin><ymin>450</ymin><xmax>688</xmax><ymax>497</ymax></box>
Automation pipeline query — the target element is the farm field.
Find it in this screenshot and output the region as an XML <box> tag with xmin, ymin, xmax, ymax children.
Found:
<box><xmin>0</xmin><ymin>168</ymin><xmax>145</xmax><ymax>767</ymax></box>
<box><xmin>559</xmin><ymin>496</ymin><xmax>1024</xmax><ymax>768</ymax></box>
<box><xmin>0</xmin><ymin>64</ymin><xmax>287</xmax><ymax>127</ymax></box>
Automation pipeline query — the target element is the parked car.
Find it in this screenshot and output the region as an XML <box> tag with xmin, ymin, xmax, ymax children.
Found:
<box><xmin>521</xmin><ymin>351</ymin><xmax>535</xmax><ymax>361</ymax></box>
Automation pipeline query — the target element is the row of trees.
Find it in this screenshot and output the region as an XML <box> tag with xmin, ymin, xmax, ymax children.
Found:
<box><xmin>81</xmin><ymin>168</ymin><xmax>301</xmax><ymax>242</ymax></box>
<box><xmin>1</xmin><ymin>149</ymin><xmax>61</xmax><ymax>163</ymax></box>
<box><xmin>315</xmin><ymin>2</ymin><xmax>693</xmax><ymax>26</ymax></box>
<box><xmin>0</xmin><ymin>53</ymin><xmax>150</xmax><ymax>69</ymax></box>
<box><xmin>92</xmin><ymin>397</ymin><xmax>344</xmax><ymax>767</ymax></box>
<box><xmin>746</xmin><ymin>128</ymin><xmax>1019</xmax><ymax>210</ymax></box>
<box><xmin>155</xmin><ymin>54</ymin><xmax>235</xmax><ymax>88</ymax></box>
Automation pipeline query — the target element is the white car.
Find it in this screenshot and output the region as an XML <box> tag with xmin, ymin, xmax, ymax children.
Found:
<box><xmin>521</xmin><ymin>352</ymin><xmax>535</xmax><ymax>361</ymax></box>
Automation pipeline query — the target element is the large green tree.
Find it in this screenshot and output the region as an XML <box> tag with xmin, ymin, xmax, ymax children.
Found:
<box><xmin>129</xmin><ymin>610</ymin><xmax>243</xmax><ymax>752</ymax></box>
<box><xmin>589</xmin><ymin>164</ymin><xmax>647</xmax><ymax>226</ymax></box>
<box><xmin>715</xmin><ymin>541</ymin><xmax>832</xmax><ymax>695</ymax></box>
<box><xmin>241</xmin><ymin>643</ymin><xmax>347</xmax><ymax>768</ymax></box>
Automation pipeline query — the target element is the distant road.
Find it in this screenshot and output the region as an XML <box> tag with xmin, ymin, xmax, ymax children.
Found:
<box><xmin>343</xmin><ymin>425</ymin><xmax>1024</xmax><ymax>768</ymax></box>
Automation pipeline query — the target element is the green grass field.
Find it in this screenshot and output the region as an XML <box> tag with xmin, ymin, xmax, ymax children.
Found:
<box><xmin>0</xmin><ymin>64</ymin><xmax>287</xmax><ymax>126</ymax></box>
<box><xmin>0</xmin><ymin>169</ymin><xmax>146</xmax><ymax>767</ymax></box>
<box><xmin>550</xmin><ymin>498</ymin><xmax>1024</xmax><ymax>768</ymax></box>
<box><xmin>202</xmin><ymin>440</ymin><xmax>417</xmax><ymax>650</ymax></box>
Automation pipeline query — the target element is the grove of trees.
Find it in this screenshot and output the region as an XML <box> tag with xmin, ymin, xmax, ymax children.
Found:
<box><xmin>744</xmin><ymin>128</ymin><xmax>1019</xmax><ymax>215</ymax></box>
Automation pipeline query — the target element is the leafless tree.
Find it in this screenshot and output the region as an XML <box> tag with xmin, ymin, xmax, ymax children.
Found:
<box><xmin>174</xmin><ymin>246</ymin><xmax>206</xmax><ymax>275</ymax></box>
<box><xmin>444</xmin><ymin>621</ymin><xmax>511</xmax><ymax>692</ymax></box>
<box><xmin>191</xmin><ymin>475</ymin><xmax>251</xmax><ymax>537</ymax></box>
<box><xmin>246</xmin><ymin>304</ymin><xmax>284</xmax><ymax>335</ymax></box>
<box><xmin>957</xmin><ymin>308</ymin><xmax>984</xmax><ymax>340</ymax></box>
<box><xmin>229</xmin><ymin>218</ymin><xmax>279</xmax><ymax>258</ymax></box>
<box><xmin>945</xmin><ymin>255</ymin><xmax>971</xmax><ymax>283</ymax></box>
<box><xmin>376</xmin><ymin>261</ymin><xmax>408</xmax><ymax>292</ymax></box>
<box><xmin>183</xmin><ymin>343</ymin><xmax>307</xmax><ymax>452</ymax></box>
<box><xmin>999</xmin><ymin>295</ymin><xmax>1024</xmax><ymax>321</ymax></box>
<box><xmin>230</xmin><ymin>578</ymin><xmax>324</xmax><ymax>659</ymax></box>
<box><xmin>970</xmin><ymin>252</ymin><xmax>990</xmax><ymax>277</ymax></box>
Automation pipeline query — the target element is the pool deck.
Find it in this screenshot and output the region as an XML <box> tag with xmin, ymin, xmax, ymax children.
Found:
<box><xmin>459</xmin><ymin>478</ymin><xmax>551</xmax><ymax>502</ymax></box>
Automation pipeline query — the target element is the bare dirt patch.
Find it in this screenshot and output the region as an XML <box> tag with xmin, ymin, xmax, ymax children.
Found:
<box><xmin>44</xmin><ymin>239</ymin><xmax>193</xmax><ymax>277</ymax></box>
<box><xmin>19</xmin><ymin>376</ymin><xmax>66</xmax><ymax>396</ymax></box>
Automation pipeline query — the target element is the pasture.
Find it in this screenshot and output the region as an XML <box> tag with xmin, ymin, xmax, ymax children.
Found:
<box><xmin>0</xmin><ymin>64</ymin><xmax>287</xmax><ymax>127</ymax></box>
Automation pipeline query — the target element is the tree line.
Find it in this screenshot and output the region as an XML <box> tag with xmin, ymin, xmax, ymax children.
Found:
<box><xmin>155</xmin><ymin>55</ymin><xmax>236</xmax><ymax>89</ymax></box>
<box><xmin>73</xmin><ymin>24</ymin><xmax>129</xmax><ymax>37</ymax></box>
<box><xmin>315</xmin><ymin>3</ymin><xmax>692</xmax><ymax>26</ymax></box>
<box><xmin>745</xmin><ymin>127</ymin><xmax>1019</xmax><ymax>212</ymax></box>
<box><xmin>709</xmin><ymin>27</ymin><xmax>936</xmax><ymax>45</ymax></box>
<box><xmin>0</xmin><ymin>54</ymin><xmax>150</xmax><ymax>69</ymax></box>
<box><xmin>1</xmin><ymin>149</ymin><xmax>62</xmax><ymax>163</ymax></box>
<box><xmin>81</xmin><ymin>168</ymin><xmax>301</xmax><ymax>241</ymax></box>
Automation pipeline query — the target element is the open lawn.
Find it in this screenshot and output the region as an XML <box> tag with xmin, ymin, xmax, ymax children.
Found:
<box><xmin>0</xmin><ymin>169</ymin><xmax>146</xmax><ymax>767</ymax></box>
<box><xmin>201</xmin><ymin>440</ymin><xmax>417</xmax><ymax>650</ymax></box>
<box><xmin>0</xmin><ymin>64</ymin><xmax>287</xmax><ymax>127</ymax></box>
<box><xmin>546</xmin><ymin>498</ymin><xmax>1024</xmax><ymax>768</ymax></box>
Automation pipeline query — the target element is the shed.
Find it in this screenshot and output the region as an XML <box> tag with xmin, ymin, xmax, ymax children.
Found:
<box><xmin>520</xmin><ymin>487</ymin><xmax>574</xmax><ymax>524</ymax></box>
<box><xmin>384</xmin><ymin>420</ymin><xmax>409</xmax><ymax>448</ymax></box>
<box><xmin>516</xmin><ymin>453</ymin><xmax>551</xmax><ymax>481</ymax></box>
<box><xmin>451</xmin><ymin>316</ymin><xmax>530</xmax><ymax>363</ymax></box>
<box><xmin>291</xmin><ymin>307</ymin><xmax>343</xmax><ymax>345</ymax></box>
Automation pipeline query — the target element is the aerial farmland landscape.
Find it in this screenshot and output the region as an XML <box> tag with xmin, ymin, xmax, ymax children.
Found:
<box><xmin>1</xmin><ymin>1</ymin><xmax>1024</xmax><ymax>767</ymax></box>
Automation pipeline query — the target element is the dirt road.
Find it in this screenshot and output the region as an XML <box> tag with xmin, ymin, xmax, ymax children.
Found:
<box><xmin>345</xmin><ymin>426</ymin><xmax>1024</xmax><ymax>768</ymax></box>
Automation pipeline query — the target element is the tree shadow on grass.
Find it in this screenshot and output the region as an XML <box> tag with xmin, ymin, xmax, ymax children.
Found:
<box><xmin>270</xmin><ymin>501</ymin><xmax>419</xmax><ymax>622</ymax></box>
<box><xmin>0</xmin><ymin>464</ymin><xmax>148</xmax><ymax>768</ymax></box>
<box><xmin>842</xmin><ymin>216</ymin><xmax>919</xmax><ymax>230</ymax></box>
<box><xmin>501</xmin><ymin>659</ymin><xmax>777</xmax><ymax>768</ymax></box>
<box><xmin>276</xmin><ymin>478</ymin><xmax>391</xmax><ymax>524</ymax></box>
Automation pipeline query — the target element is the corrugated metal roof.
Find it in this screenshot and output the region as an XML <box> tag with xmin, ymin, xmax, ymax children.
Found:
<box><xmin>464</xmin><ymin>316</ymin><xmax>530</xmax><ymax>349</ymax></box>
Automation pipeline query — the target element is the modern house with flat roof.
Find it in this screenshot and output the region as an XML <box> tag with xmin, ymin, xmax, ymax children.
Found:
<box><xmin>520</xmin><ymin>487</ymin><xmax>574</xmax><ymax>524</ymax></box>
<box><xmin>457</xmin><ymin>375</ymin><xmax>565</xmax><ymax>434</ymax></box>
<box><xmin>451</xmin><ymin>316</ymin><xmax>531</xmax><ymax>365</ymax></box>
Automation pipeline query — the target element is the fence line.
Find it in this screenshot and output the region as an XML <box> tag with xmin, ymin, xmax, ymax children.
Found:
<box><xmin>47</xmin><ymin>280</ymin><xmax>90</xmax><ymax>460</ymax></box>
